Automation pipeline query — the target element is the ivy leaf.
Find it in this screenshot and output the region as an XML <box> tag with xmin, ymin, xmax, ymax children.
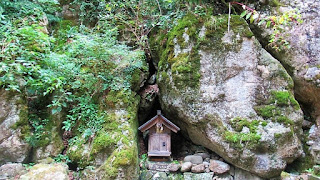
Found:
<box><xmin>240</xmin><ymin>11</ymin><xmax>247</xmax><ymax>18</ymax></box>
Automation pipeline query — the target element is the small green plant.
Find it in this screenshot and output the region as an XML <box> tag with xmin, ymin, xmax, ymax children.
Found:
<box><xmin>140</xmin><ymin>153</ymin><xmax>148</xmax><ymax>169</ymax></box>
<box><xmin>23</xmin><ymin>163</ymin><xmax>35</xmax><ymax>170</ymax></box>
<box><xmin>54</xmin><ymin>154</ymin><xmax>71</xmax><ymax>163</ymax></box>
<box><xmin>172</xmin><ymin>160</ymin><xmax>180</xmax><ymax>164</ymax></box>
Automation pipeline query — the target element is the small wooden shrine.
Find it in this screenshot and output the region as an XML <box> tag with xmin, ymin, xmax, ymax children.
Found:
<box><xmin>138</xmin><ymin>110</ymin><xmax>180</xmax><ymax>158</ymax></box>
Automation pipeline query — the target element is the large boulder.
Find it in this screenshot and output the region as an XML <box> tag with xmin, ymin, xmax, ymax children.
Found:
<box><xmin>19</xmin><ymin>163</ymin><xmax>69</xmax><ymax>180</ymax></box>
<box><xmin>249</xmin><ymin>0</ymin><xmax>320</xmax><ymax>120</ymax></box>
<box><xmin>151</xmin><ymin>14</ymin><xmax>303</xmax><ymax>178</ymax></box>
<box><xmin>0</xmin><ymin>89</ymin><xmax>31</xmax><ymax>165</ymax></box>
<box><xmin>0</xmin><ymin>163</ymin><xmax>26</xmax><ymax>179</ymax></box>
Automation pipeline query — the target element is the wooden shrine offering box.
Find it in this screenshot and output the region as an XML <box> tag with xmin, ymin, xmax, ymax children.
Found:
<box><xmin>138</xmin><ymin>110</ymin><xmax>180</xmax><ymax>157</ymax></box>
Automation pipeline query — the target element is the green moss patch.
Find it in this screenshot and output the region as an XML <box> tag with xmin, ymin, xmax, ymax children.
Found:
<box><xmin>224</xmin><ymin>117</ymin><xmax>262</xmax><ymax>149</ymax></box>
<box><xmin>254</xmin><ymin>89</ymin><xmax>300</xmax><ymax>128</ymax></box>
<box><xmin>270</xmin><ymin>90</ymin><xmax>300</xmax><ymax>110</ymax></box>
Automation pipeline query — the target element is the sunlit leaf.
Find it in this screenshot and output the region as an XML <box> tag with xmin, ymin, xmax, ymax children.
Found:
<box><xmin>240</xmin><ymin>11</ymin><xmax>247</xmax><ymax>18</ymax></box>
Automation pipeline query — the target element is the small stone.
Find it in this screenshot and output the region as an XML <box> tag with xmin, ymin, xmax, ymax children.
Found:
<box><xmin>167</xmin><ymin>163</ymin><xmax>180</xmax><ymax>172</ymax></box>
<box><xmin>191</xmin><ymin>164</ymin><xmax>205</xmax><ymax>173</ymax></box>
<box><xmin>184</xmin><ymin>155</ymin><xmax>203</xmax><ymax>164</ymax></box>
<box><xmin>181</xmin><ymin>162</ymin><xmax>192</xmax><ymax>172</ymax></box>
<box><xmin>209</xmin><ymin>160</ymin><xmax>230</xmax><ymax>174</ymax></box>
<box><xmin>204</xmin><ymin>158</ymin><xmax>210</xmax><ymax>163</ymax></box>
<box><xmin>194</xmin><ymin>153</ymin><xmax>210</xmax><ymax>159</ymax></box>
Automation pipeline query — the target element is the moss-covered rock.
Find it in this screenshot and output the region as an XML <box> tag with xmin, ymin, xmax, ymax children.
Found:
<box><xmin>153</xmin><ymin>13</ymin><xmax>303</xmax><ymax>178</ymax></box>
<box><xmin>249</xmin><ymin>0</ymin><xmax>320</xmax><ymax>121</ymax></box>
<box><xmin>66</xmin><ymin>89</ymin><xmax>140</xmax><ymax>179</ymax></box>
<box><xmin>19</xmin><ymin>163</ymin><xmax>69</xmax><ymax>180</ymax></box>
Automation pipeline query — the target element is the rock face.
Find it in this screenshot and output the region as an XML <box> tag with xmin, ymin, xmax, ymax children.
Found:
<box><xmin>250</xmin><ymin>0</ymin><xmax>320</xmax><ymax>120</ymax></box>
<box><xmin>308</xmin><ymin>125</ymin><xmax>320</xmax><ymax>164</ymax></box>
<box><xmin>19</xmin><ymin>163</ymin><xmax>69</xmax><ymax>180</ymax></box>
<box><xmin>152</xmin><ymin>14</ymin><xmax>304</xmax><ymax>178</ymax></box>
<box><xmin>139</xmin><ymin>84</ymin><xmax>159</xmax><ymax>122</ymax></box>
<box><xmin>0</xmin><ymin>89</ymin><xmax>31</xmax><ymax>165</ymax></box>
<box><xmin>234</xmin><ymin>167</ymin><xmax>264</xmax><ymax>180</ymax></box>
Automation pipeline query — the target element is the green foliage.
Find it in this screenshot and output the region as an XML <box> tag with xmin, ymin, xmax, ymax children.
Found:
<box><xmin>23</xmin><ymin>163</ymin><xmax>35</xmax><ymax>170</ymax></box>
<box><xmin>234</xmin><ymin>2</ymin><xmax>302</xmax><ymax>51</ymax></box>
<box><xmin>54</xmin><ymin>154</ymin><xmax>71</xmax><ymax>163</ymax></box>
<box><xmin>1</xmin><ymin>0</ymin><xmax>147</xmax><ymax>152</ymax></box>
<box><xmin>140</xmin><ymin>153</ymin><xmax>148</xmax><ymax>169</ymax></box>
<box><xmin>266</xmin><ymin>10</ymin><xmax>303</xmax><ymax>51</ymax></box>
<box><xmin>70</xmin><ymin>0</ymin><xmax>107</xmax><ymax>25</ymax></box>
<box><xmin>103</xmin><ymin>0</ymin><xmax>190</xmax><ymax>51</ymax></box>
<box><xmin>26</xmin><ymin>115</ymin><xmax>49</xmax><ymax>147</ymax></box>
<box><xmin>0</xmin><ymin>0</ymin><xmax>60</xmax><ymax>23</ymax></box>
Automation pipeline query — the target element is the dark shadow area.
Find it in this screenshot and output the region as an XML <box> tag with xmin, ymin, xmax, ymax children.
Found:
<box><xmin>67</xmin><ymin>161</ymin><xmax>78</xmax><ymax>171</ymax></box>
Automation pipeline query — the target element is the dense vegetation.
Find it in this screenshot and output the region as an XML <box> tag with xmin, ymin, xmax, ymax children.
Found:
<box><xmin>0</xmin><ymin>0</ymin><xmax>148</xmax><ymax>148</ymax></box>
